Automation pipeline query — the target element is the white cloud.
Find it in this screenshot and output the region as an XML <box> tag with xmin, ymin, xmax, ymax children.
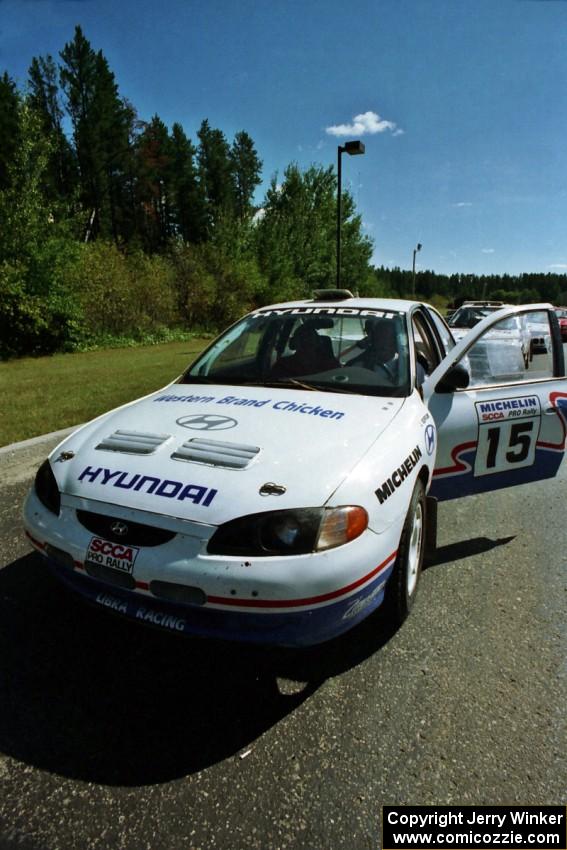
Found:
<box><xmin>549</xmin><ymin>263</ymin><xmax>567</xmax><ymax>269</ymax></box>
<box><xmin>481</xmin><ymin>248</ymin><xmax>495</xmax><ymax>254</ymax></box>
<box><xmin>326</xmin><ymin>110</ymin><xmax>402</xmax><ymax>138</ymax></box>
<box><xmin>453</xmin><ymin>202</ymin><xmax>473</xmax><ymax>208</ymax></box>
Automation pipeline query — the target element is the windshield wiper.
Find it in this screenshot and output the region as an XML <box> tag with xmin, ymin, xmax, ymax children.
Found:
<box><xmin>262</xmin><ymin>378</ymin><xmax>319</xmax><ymax>391</ymax></box>
<box><xmin>178</xmin><ymin>374</ymin><xmax>390</xmax><ymax>396</ymax></box>
<box><xmin>230</xmin><ymin>378</ymin><xmax>319</xmax><ymax>391</ymax></box>
<box><xmin>177</xmin><ymin>375</ymin><xmax>318</xmax><ymax>390</ymax></box>
<box><xmin>240</xmin><ymin>378</ymin><xmax>367</xmax><ymax>395</ymax></box>
<box><xmin>178</xmin><ymin>374</ymin><xmax>218</xmax><ymax>384</ymax></box>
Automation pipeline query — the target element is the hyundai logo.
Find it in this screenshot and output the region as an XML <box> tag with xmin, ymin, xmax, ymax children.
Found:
<box><xmin>425</xmin><ymin>424</ymin><xmax>436</xmax><ymax>456</ymax></box>
<box><xmin>176</xmin><ymin>414</ymin><xmax>238</xmax><ymax>431</ymax></box>
<box><xmin>110</xmin><ymin>521</ymin><xmax>129</xmax><ymax>537</ymax></box>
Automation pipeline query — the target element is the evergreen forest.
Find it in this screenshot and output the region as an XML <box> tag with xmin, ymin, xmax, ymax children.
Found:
<box><xmin>1</xmin><ymin>25</ymin><xmax>566</xmax><ymax>359</ymax></box>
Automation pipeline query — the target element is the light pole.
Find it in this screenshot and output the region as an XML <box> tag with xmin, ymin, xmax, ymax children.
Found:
<box><xmin>337</xmin><ymin>140</ymin><xmax>365</xmax><ymax>287</ymax></box>
<box><xmin>412</xmin><ymin>242</ymin><xmax>422</xmax><ymax>297</ymax></box>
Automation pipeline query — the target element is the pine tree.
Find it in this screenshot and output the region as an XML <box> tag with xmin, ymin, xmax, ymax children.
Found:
<box><xmin>60</xmin><ymin>26</ymin><xmax>133</xmax><ymax>241</ymax></box>
<box><xmin>28</xmin><ymin>54</ymin><xmax>77</xmax><ymax>203</ymax></box>
<box><xmin>170</xmin><ymin>122</ymin><xmax>207</xmax><ymax>244</ymax></box>
<box><xmin>197</xmin><ymin>119</ymin><xmax>235</xmax><ymax>232</ymax></box>
<box><xmin>230</xmin><ymin>130</ymin><xmax>262</xmax><ymax>221</ymax></box>
<box><xmin>0</xmin><ymin>72</ymin><xmax>20</xmax><ymax>191</ymax></box>
<box><xmin>136</xmin><ymin>114</ymin><xmax>174</xmax><ymax>250</ymax></box>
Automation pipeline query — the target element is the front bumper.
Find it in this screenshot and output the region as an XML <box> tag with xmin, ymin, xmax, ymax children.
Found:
<box><xmin>24</xmin><ymin>490</ymin><xmax>399</xmax><ymax>646</ymax></box>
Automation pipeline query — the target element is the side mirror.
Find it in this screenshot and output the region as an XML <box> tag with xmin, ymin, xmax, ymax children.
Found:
<box><xmin>435</xmin><ymin>363</ymin><xmax>470</xmax><ymax>394</ymax></box>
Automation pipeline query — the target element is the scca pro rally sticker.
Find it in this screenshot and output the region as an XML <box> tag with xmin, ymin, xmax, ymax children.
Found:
<box><xmin>475</xmin><ymin>395</ymin><xmax>540</xmax><ymax>423</ymax></box>
<box><xmin>473</xmin><ymin>395</ymin><xmax>541</xmax><ymax>477</ymax></box>
<box><xmin>86</xmin><ymin>537</ymin><xmax>139</xmax><ymax>574</ymax></box>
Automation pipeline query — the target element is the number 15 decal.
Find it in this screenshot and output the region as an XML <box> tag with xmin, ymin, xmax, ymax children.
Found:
<box><xmin>474</xmin><ymin>418</ymin><xmax>540</xmax><ymax>476</ymax></box>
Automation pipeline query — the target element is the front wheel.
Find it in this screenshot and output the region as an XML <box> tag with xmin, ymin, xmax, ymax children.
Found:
<box><xmin>384</xmin><ymin>479</ymin><xmax>426</xmax><ymax>625</ymax></box>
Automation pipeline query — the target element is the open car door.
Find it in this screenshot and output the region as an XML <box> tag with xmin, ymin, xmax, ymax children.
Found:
<box><xmin>423</xmin><ymin>304</ymin><xmax>567</xmax><ymax>501</ymax></box>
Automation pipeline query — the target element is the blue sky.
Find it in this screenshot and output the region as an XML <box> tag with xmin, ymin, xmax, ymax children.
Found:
<box><xmin>2</xmin><ymin>0</ymin><xmax>567</xmax><ymax>276</ymax></box>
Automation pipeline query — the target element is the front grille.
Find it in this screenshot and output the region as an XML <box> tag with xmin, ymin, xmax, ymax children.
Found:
<box><xmin>77</xmin><ymin>510</ymin><xmax>176</xmax><ymax>546</ymax></box>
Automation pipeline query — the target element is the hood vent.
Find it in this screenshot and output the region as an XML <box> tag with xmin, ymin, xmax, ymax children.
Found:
<box><xmin>172</xmin><ymin>438</ymin><xmax>260</xmax><ymax>469</ymax></box>
<box><xmin>96</xmin><ymin>430</ymin><xmax>170</xmax><ymax>455</ymax></box>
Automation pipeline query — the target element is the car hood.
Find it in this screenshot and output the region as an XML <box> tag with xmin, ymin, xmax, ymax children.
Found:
<box><xmin>50</xmin><ymin>383</ymin><xmax>405</xmax><ymax>525</ymax></box>
<box><xmin>448</xmin><ymin>327</ymin><xmax>470</xmax><ymax>342</ymax></box>
<box><xmin>450</xmin><ymin>325</ymin><xmax>522</xmax><ymax>344</ymax></box>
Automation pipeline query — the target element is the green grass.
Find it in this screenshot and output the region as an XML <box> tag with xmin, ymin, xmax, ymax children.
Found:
<box><xmin>0</xmin><ymin>337</ymin><xmax>211</xmax><ymax>447</ymax></box>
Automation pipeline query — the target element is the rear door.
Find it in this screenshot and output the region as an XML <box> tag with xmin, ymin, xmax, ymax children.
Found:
<box><xmin>423</xmin><ymin>305</ymin><xmax>567</xmax><ymax>501</ymax></box>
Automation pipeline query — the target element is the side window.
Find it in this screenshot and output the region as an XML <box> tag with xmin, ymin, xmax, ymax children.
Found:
<box><xmin>426</xmin><ymin>307</ymin><xmax>456</xmax><ymax>354</ymax></box>
<box><xmin>411</xmin><ymin>313</ymin><xmax>441</xmax><ymax>384</ymax></box>
<box><xmin>463</xmin><ymin>310</ymin><xmax>554</xmax><ymax>388</ymax></box>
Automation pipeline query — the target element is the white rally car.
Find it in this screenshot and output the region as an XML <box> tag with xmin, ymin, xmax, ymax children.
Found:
<box><xmin>24</xmin><ymin>294</ymin><xmax>567</xmax><ymax>646</ymax></box>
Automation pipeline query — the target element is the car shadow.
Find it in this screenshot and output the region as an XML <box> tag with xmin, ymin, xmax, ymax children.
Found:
<box><xmin>425</xmin><ymin>534</ymin><xmax>516</xmax><ymax>568</ymax></box>
<box><xmin>0</xmin><ymin>552</ymin><xmax>396</xmax><ymax>787</ymax></box>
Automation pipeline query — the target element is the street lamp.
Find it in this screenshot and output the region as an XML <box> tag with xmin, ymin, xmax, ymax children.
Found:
<box><xmin>412</xmin><ymin>242</ymin><xmax>422</xmax><ymax>297</ymax></box>
<box><xmin>337</xmin><ymin>140</ymin><xmax>365</xmax><ymax>287</ymax></box>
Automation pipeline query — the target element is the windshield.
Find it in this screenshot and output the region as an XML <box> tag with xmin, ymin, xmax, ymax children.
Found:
<box><xmin>180</xmin><ymin>308</ymin><xmax>411</xmax><ymax>397</ymax></box>
<box><xmin>448</xmin><ymin>306</ymin><xmax>495</xmax><ymax>329</ymax></box>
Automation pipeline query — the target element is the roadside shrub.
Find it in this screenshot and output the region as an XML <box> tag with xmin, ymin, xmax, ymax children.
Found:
<box><xmin>67</xmin><ymin>242</ymin><xmax>180</xmax><ymax>341</ymax></box>
<box><xmin>206</xmin><ymin>252</ymin><xmax>265</xmax><ymax>326</ymax></box>
<box><xmin>0</xmin><ymin>259</ymin><xmax>82</xmax><ymax>358</ymax></box>
<box><xmin>0</xmin><ymin>262</ymin><xmax>46</xmax><ymax>357</ymax></box>
<box><xmin>358</xmin><ymin>274</ymin><xmax>393</xmax><ymax>298</ymax></box>
<box><xmin>168</xmin><ymin>244</ymin><xmax>218</xmax><ymax>329</ymax></box>
<box><xmin>257</xmin><ymin>274</ymin><xmax>304</xmax><ymax>307</ymax></box>
<box><xmin>126</xmin><ymin>250</ymin><xmax>179</xmax><ymax>333</ymax></box>
<box><xmin>69</xmin><ymin>242</ymin><xmax>136</xmax><ymax>337</ymax></box>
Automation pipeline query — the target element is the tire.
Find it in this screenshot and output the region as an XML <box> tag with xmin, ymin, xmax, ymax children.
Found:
<box><xmin>385</xmin><ymin>478</ymin><xmax>426</xmax><ymax>626</ymax></box>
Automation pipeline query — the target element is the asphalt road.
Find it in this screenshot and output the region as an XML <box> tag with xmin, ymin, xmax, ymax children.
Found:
<box><xmin>0</xmin><ymin>436</ymin><xmax>565</xmax><ymax>850</ymax></box>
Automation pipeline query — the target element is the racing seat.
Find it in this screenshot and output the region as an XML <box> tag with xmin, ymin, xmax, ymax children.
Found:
<box><xmin>272</xmin><ymin>327</ymin><xmax>340</xmax><ymax>377</ymax></box>
<box><xmin>317</xmin><ymin>335</ymin><xmax>336</xmax><ymax>362</ymax></box>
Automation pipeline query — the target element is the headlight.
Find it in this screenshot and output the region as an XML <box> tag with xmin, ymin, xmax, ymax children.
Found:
<box><xmin>207</xmin><ymin>506</ymin><xmax>368</xmax><ymax>556</ymax></box>
<box><xmin>34</xmin><ymin>459</ymin><xmax>61</xmax><ymax>516</ymax></box>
